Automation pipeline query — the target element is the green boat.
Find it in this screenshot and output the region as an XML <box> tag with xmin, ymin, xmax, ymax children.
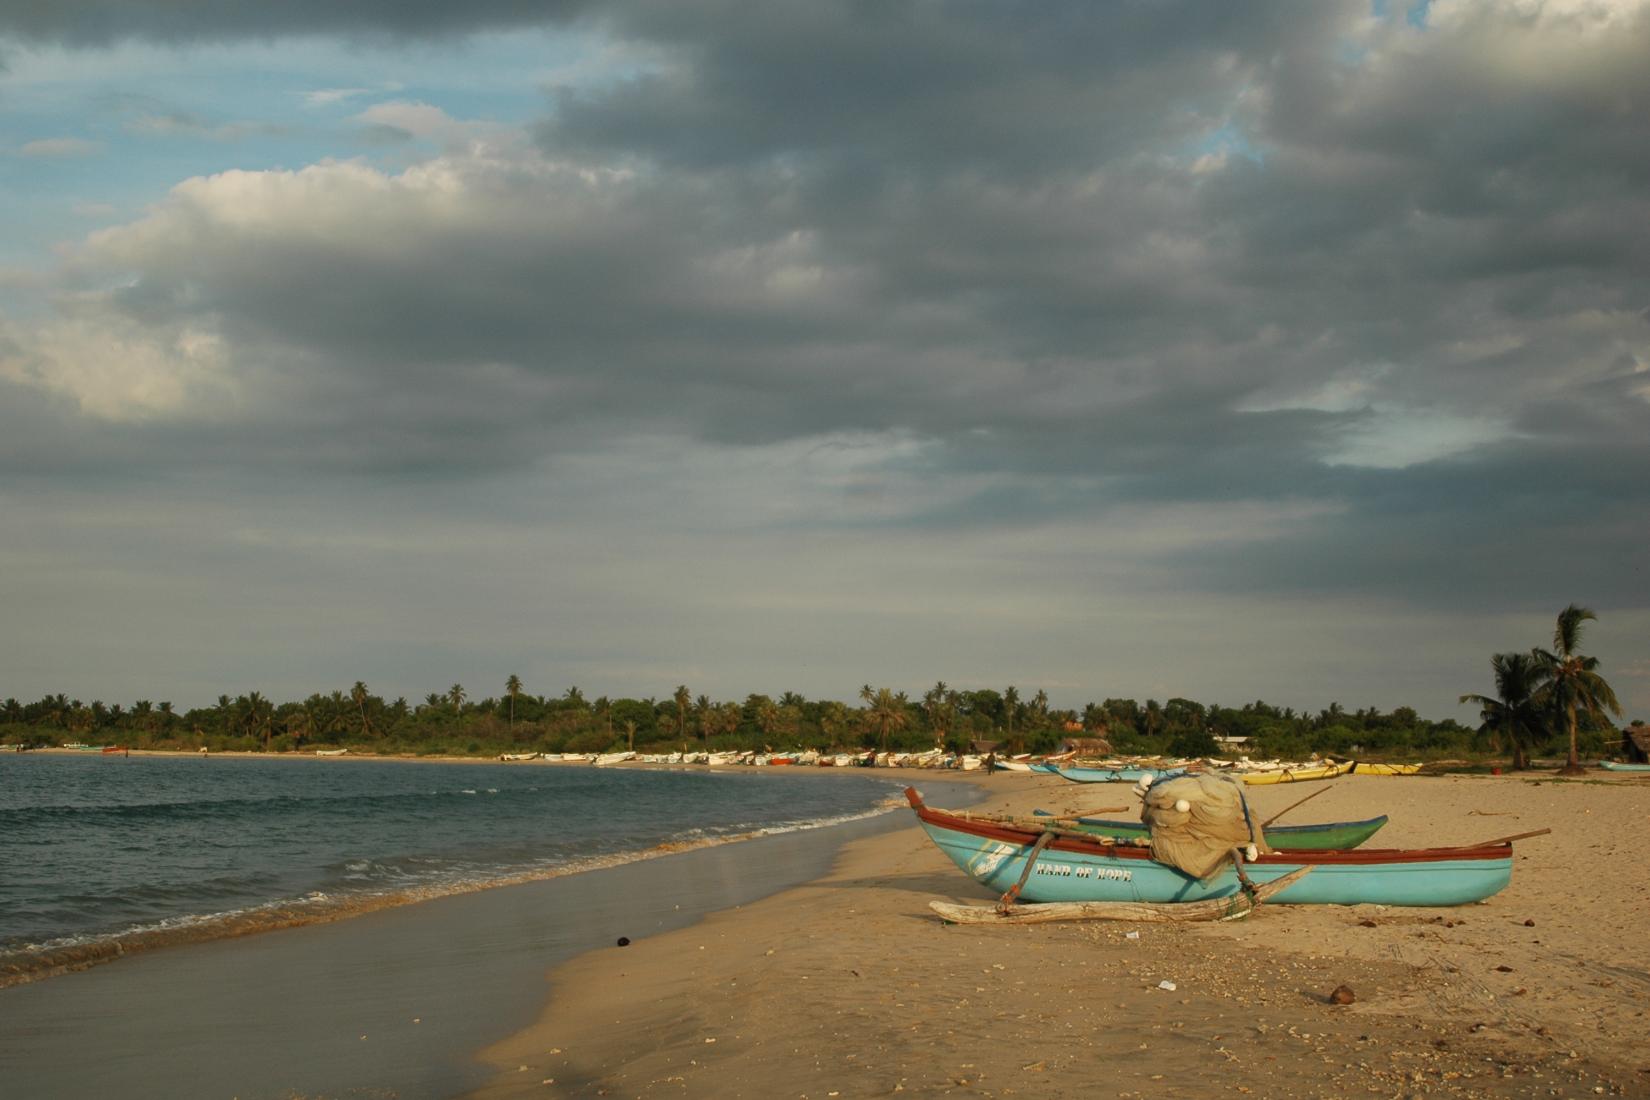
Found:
<box><xmin>1031</xmin><ymin>809</ymin><xmax>1388</xmax><ymax>849</ymax></box>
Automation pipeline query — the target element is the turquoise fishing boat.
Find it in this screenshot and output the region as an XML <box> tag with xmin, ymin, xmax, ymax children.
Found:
<box><xmin>1599</xmin><ymin>760</ymin><xmax>1650</xmax><ymax>772</ymax></box>
<box><xmin>1030</xmin><ymin>809</ymin><xmax>1388</xmax><ymax>850</ymax></box>
<box><xmin>1045</xmin><ymin>764</ymin><xmax>1178</xmax><ymax>784</ymax></box>
<box><xmin>907</xmin><ymin>789</ymin><xmax>1519</xmax><ymax>907</ymax></box>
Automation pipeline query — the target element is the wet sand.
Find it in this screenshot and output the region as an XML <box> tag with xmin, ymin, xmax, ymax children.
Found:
<box><xmin>473</xmin><ymin>770</ymin><xmax>1650</xmax><ymax>1099</ymax></box>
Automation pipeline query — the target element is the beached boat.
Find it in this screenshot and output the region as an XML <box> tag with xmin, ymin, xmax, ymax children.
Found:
<box><xmin>1353</xmin><ymin>762</ymin><xmax>1423</xmax><ymax>776</ymax></box>
<box><xmin>1599</xmin><ymin>760</ymin><xmax>1650</xmax><ymax>772</ymax></box>
<box><xmin>594</xmin><ymin>751</ymin><xmax>635</xmax><ymax>766</ymax></box>
<box><xmin>498</xmin><ymin>752</ymin><xmax>538</xmax><ymax>761</ymax></box>
<box><xmin>906</xmin><ymin>789</ymin><xmax>1519</xmax><ymax>906</ymax></box>
<box><xmin>314</xmin><ymin>748</ymin><xmax>348</xmax><ymax>757</ymax></box>
<box><xmin>1030</xmin><ymin>810</ymin><xmax>1389</xmax><ymax>850</ymax></box>
<box><xmin>1240</xmin><ymin>759</ymin><xmax>1354</xmax><ymax>785</ymax></box>
<box><xmin>1048</xmin><ymin>764</ymin><xmax>1180</xmax><ymax>784</ymax></box>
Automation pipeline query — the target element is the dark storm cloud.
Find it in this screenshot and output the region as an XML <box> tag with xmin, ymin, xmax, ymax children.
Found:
<box><xmin>0</xmin><ymin>1</ymin><xmax>594</xmax><ymax>46</ymax></box>
<box><xmin>8</xmin><ymin>1</ymin><xmax>1650</xmax><ymax>616</ymax></box>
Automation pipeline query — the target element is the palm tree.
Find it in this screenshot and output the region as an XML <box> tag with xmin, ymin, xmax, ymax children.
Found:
<box><xmin>1003</xmin><ymin>686</ymin><xmax>1020</xmax><ymax>742</ymax></box>
<box><xmin>865</xmin><ymin>687</ymin><xmax>910</xmax><ymax>754</ymax></box>
<box><xmin>674</xmin><ymin>685</ymin><xmax>692</xmax><ymax>743</ymax></box>
<box><xmin>506</xmin><ymin>675</ymin><xmax>523</xmax><ymax>727</ymax></box>
<box><xmin>448</xmin><ymin>683</ymin><xmax>467</xmax><ymax>717</ymax></box>
<box><xmin>1460</xmin><ymin>652</ymin><xmax>1546</xmax><ymax>770</ymax></box>
<box><xmin>695</xmin><ymin>694</ymin><xmax>713</xmax><ymax>743</ymax></box>
<box><xmin>351</xmin><ymin>681</ymin><xmax>373</xmax><ymax>739</ymax></box>
<box><xmin>922</xmin><ymin>682</ymin><xmax>953</xmax><ymax>747</ymax></box>
<box><xmin>243</xmin><ymin>692</ymin><xmax>273</xmax><ymax>751</ymax></box>
<box><xmin>1533</xmin><ymin>604</ymin><xmax>1622</xmax><ymax>775</ymax></box>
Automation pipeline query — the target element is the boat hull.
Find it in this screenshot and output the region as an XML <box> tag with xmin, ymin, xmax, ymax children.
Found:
<box><xmin>1353</xmin><ymin>762</ymin><xmax>1423</xmax><ymax>776</ymax></box>
<box><xmin>1241</xmin><ymin>760</ymin><xmax>1355</xmax><ymax>785</ymax></box>
<box><xmin>1049</xmin><ymin>765</ymin><xmax>1165</xmax><ymax>783</ymax></box>
<box><xmin>1599</xmin><ymin>760</ymin><xmax>1650</xmax><ymax>772</ymax></box>
<box><xmin>909</xmin><ymin>792</ymin><xmax>1510</xmax><ymax>907</ymax></box>
<box><xmin>1032</xmin><ymin>812</ymin><xmax>1388</xmax><ymax>850</ymax></box>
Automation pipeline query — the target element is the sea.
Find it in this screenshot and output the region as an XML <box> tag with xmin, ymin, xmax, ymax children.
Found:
<box><xmin>0</xmin><ymin>751</ymin><xmax>910</xmax><ymax>982</ymax></box>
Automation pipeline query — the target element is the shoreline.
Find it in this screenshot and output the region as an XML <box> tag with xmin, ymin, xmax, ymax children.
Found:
<box><xmin>471</xmin><ymin>771</ymin><xmax>1648</xmax><ymax>1099</ymax></box>
<box><xmin>1</xmin><ymin>757</ymin><xmax>988</xmax><ymax>991</ymax></box>
<box><xmin>0</xmin><ymin>771</ymin><xmax>996</xmax><ymax>1099</ymax></box>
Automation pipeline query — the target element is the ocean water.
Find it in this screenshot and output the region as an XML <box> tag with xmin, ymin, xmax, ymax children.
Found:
<box><xmin>0</xmin><ymin>752</ymin><xmax>906</xmax><ymax>980</ymax></box>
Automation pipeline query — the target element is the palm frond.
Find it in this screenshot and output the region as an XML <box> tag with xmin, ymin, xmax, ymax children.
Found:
<box><xmin>1553</xmin><ymin>603</ymin><xmax>1596</xmax><ymax>655</ymax></box>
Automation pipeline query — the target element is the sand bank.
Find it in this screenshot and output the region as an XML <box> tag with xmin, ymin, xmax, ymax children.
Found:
<box><xmin>473</xmin><ymin>770</ymin><xmax>1649</xmax><ymax>1099</ymax></box>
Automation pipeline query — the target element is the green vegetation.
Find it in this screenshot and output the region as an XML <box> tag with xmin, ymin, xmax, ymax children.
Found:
<box><xmin>3</xmin><ymin>605</ymin><xmax>1630</xmax><ymax>764</ymax></box>
<box><xmin>0</xmin><ymin>678</ymin><xmax>1550</xmax><ymax>762</ymax></box>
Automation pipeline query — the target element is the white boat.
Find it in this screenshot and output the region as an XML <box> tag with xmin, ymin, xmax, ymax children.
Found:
<box><xmin>706</xmin><ymin>751</ymin><xmax>742</xmax><ymax>766</ymax></box>
<box><xmin>594</xmin><ymin>751</ymin><xmax>635</xmax><ymax>766</ymax></box>
<box><xmin>315</xmin><ymin>748</ymin><xmax>348</xmax><ymax>757</ymax></box>
<box><xmin>959</xmin><ymin>754</ymin><xmax>982</xmax><ymax>771</ymax></box>
<box><xmin>499</xmin><ymin>752</ymin><xmax>538</xmax><ymax>761</ymax></box>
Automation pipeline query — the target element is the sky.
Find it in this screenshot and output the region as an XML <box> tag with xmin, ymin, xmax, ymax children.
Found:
<box><xmin>1</xmin><ymin>0</ymin><xmax>1646</xmax><ymax>720</ymax></box>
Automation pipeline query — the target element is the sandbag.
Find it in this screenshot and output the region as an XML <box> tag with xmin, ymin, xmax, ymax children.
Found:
<box><xmin>1140</xmin><ymin>773</ymin><xmax>1268</xmax><ymax>880</ymax></box>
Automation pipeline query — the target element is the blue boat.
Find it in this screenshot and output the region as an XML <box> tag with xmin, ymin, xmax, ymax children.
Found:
<box><xmin>1030</xmin><ymin>809</ymin><xmax>1389</xmax><ymax>850</ymax></box>
<box><xmin>1599</xmin><ymin>760</ymin><xmax>1650</xmax><ymax>772</ymax></box>
<box><xmin>906</xmin><ymin>789</ymin><xmax>1517</xmax><ymax>907</ymax></box>
<box><xmin>1045</xmin><ymin>765</ymin><xmax>1184</xmax><ymax>784</ymax></box>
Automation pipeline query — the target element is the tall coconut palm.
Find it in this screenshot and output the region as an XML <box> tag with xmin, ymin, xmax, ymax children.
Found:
<box><xmin>506</xmin><ymin>675</ymin><xmax>523</xmax><ymax>727</ymax></box>
<box><xmin>1460</xmin><ymin>652</ymin><xmax>1545</xmax><ymax>770</ymax></box>
<box><xmin>448</xmin><ymin>683</ymin><xmax>467</xmax><ymax>717</ymax></box>
<box><xmin>1533</xmin><ymin>604</ymin><xmax>1621</xmax><ymax>775</ymax></box>
<box><xmin>1002</xmin><ymin>685</ymin><xmax>1020</xmax><ymax>744</ymax></box>
<box><xmin>865</xmin><ymin>687</ymin><xmax>910</xmax><ymax>754</ymax></box>
<box><xmin>351</xmin><ymin>681</ymin><xmax>373</xmax><ymax>739</ymax></box>
<box><xmin>674</xmin><ymin>685</ymin><xmax>691</xmax><ymax>743</ymax></box>
<box><xmin>695</xmin><ymin>694</ymin><xmax>713</xmax><ymax>743</ymax></box>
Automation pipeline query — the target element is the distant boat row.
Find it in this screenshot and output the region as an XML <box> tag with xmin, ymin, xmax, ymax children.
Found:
<box><xmin>489</xmin><ymin>748</ymin><xmax>1006</xmax><ymax>769</ymax></box>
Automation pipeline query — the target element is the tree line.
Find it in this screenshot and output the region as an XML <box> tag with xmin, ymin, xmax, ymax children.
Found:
<box><xmin>3</xmin><ymin>606</ymin><xmax>1629</xmax><ymax>764</ymax></box>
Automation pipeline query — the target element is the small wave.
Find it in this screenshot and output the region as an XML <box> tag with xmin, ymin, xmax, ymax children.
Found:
<box><xmin>0</xmin><ymin>798</ymin><xmax>902</xmax><ymax>991</ymax></box>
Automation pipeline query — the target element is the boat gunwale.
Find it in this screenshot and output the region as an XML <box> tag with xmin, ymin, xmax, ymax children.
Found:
<box><xmin>1035</xmin><ymin>811</ymin><xmax>1389</xmax><ymax>836</ymax></box>
<box><xmin>905</xmin><ymin>789</ymin><xmax>1510</xmax><ymax>866</ymax></box>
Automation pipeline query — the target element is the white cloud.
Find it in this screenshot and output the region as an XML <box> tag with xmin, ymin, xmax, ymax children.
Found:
<box><xmin>0</xmin><ymin>313</ymin><xmax>236</xmax><ymax>421</ymax></box>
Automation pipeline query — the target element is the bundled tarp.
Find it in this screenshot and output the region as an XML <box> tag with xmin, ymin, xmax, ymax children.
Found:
<box><xmin>1140</xmin><ymin>773</ymin><xmax>1269</xmax><ymax>880</ymax></box>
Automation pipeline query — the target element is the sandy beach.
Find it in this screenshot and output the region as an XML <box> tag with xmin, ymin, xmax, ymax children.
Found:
<box><xmin>473</xmin><ymin>769</ymin><xmax>1650</xmax><ymax>1099</ymax></box>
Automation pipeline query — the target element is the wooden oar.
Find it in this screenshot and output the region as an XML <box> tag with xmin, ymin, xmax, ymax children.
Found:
<box><xmin>1454</xmin><ymin>827</ymin><xmax>1551</xmax><ymax>849</ymax></box>
<box><xmin>1261</xmin><ymin>784</ymin><xmax>1333</xmax><ymax>828</ymax></box>
<box><xmin>930</xmin><ymin>866</ymin><xmax>1312</xmax><ymax>925</ymax></box>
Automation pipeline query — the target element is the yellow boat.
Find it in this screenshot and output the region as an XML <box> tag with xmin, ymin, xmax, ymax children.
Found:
<box><xmin>1353</xmin><ymin>761</ymin><xmax>1423</xmax><ymax>776</ymax></box>
<box><xmin>1240</xmin><ymin>759</ymin><xmax>1355</xmax><ymax>786</ymax></box>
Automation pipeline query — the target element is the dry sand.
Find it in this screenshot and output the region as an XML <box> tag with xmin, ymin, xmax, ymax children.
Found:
<box><xmin>472</xmin><ymin>770</ymin><xmax>1650</xmax><ymax>1099</ymax></box>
